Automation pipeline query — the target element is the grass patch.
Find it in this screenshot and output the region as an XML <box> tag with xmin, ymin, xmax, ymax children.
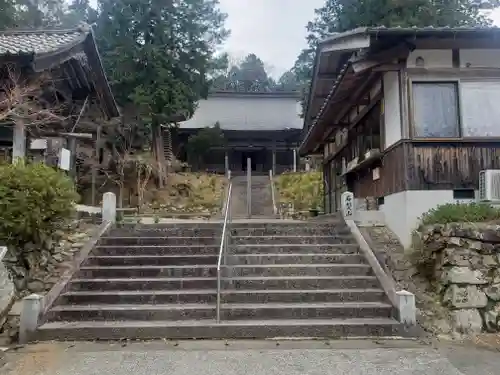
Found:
<box><xmin>275</xmin><ymin>171</ymin><xmax>323</xmax><ymax>211</ymax></box>
<box><xmin>419</xmin><ymin>202</ymin><xmax>500</xmax><ymax>227</ymax></box>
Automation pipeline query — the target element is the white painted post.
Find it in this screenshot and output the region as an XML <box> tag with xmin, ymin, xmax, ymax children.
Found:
<box><xmin>19</xmin><ymin>293</ymin><xmax>43</xmax><ymax>344</ymax></box>
<box><xmin>228</xmin><ymin>170</ymin><xmax>231</xmax><ymax>180</ymax></box>
<box><xmin>12</xmin><ymin>121</ymin><xmax>26</xmax><ymax>162</ymax></box>
<box><xmin>272</xmin><ymin>149</ymin><xmax>276</xmax><ymax>176</ymax></box>
<box><xmin>102</xmin><ymin>192</ymin><xmax>117</xmax><ymax>223</ymax></box>
<box><xmin>292</xmin><ymin>148</ymin><xmax>297</xmax><ymax>172</ymax></box>
<box><xmin>224</xmin><ymin>151</ymin><xmax>229</xmax><ymax>177</ymax></box>
<box><xmin>340</xmin><ymin>191</ymin><xmax>354</xmax><ymax>219</ymax></box>
<box><xmin>396</xmin><ymin>290</ymin><xmax>417</xmax><ymax>326</ymax></box>
<box><xmin>247</xmin><ymin>157</ymin><xmax>251</xmax><ymax>218</ymax></box>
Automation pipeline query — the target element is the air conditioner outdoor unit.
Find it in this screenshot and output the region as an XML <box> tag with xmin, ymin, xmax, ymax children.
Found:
<box><xmin>478</xmin><ymin>170</ymin><xmax>500</xmax><ymax>202</ymax></box>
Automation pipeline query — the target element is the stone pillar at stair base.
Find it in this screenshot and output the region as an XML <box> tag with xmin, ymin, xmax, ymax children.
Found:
<box><xmin>19</xmin><ymin>293</ymin><xmax>43</xmax><ymax>344</ymax></box>
<box><xmin>396</xmin><ymin>290</ymin><xmax>416</xmax><ymax>326</ymax></box>
<box><xmin>102</xmin><ymin>192</ymin><xmax>117</xmax><ymax>223</ymax></box>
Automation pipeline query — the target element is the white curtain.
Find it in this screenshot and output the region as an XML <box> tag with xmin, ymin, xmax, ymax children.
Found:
<box><xmin>461</xmin><ymin>81</ymin><xmax>500</xmax><ymax>137</ymax></box>
<box><xmin>412</xmin><ymin>83</ymin><xmax>460</xmax><ymax>137</ymax></box>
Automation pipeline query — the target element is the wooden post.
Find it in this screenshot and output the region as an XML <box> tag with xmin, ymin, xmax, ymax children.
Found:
<box><xmin>272</xmin><ymin>148</ymin><xmax>276</xmax><ymax>176</ymax></box>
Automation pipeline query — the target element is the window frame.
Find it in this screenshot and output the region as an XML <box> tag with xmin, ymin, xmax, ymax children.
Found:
<box><xmin>409</xmin><ymin>79</ymin><xmax>462</xmax><ymax>140</ymax></box>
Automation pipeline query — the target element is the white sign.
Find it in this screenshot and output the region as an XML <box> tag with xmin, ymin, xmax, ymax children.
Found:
<box><xmin>341</xmin><ymin>191</ymin><xmax>354</xmax><ymax>219</ymax></box>
<box><xmin>372</xmin><ymin>167</ymin><xmax>380</xmax><ymax>181</ymax></box>
<box><xmin>30</xmin><ymin>138</ymin><xmax>47</xmax><ymax>150</ymax></box>
<box><xmin>58</xmin><ymin>148</ymin><xmax>71</xmax><ymax>171</ymax></box>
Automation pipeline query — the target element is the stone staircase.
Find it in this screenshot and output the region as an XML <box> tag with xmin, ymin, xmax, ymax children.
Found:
<box><xmin>35</xmin><ymin>220</ymin><xmax>403</xmax><ymax>341</ymax></box>
<box><xmin>230</xmin><ymin>175</ymin><xmax>276</xmax><ymax>218</ymax></box>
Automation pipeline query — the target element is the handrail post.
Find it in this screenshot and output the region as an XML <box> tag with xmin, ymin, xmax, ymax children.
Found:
<box><xmin>247</xmin><ymin>157</ymin><xmax>251</xmax><ymax>218</ymax></box>
<box><xmin>216</xmin><ymin>182</ymin><xmax>232</xmax><ymax>324</ymax></box>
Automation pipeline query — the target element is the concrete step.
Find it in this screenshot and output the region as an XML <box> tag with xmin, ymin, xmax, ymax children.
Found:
<box><xmin>231</xmin><ymin>244</ymin><xmax>359</xmax><ymax>254</ymax></box>
<box><xmin>227</xmin><ymin>253</ymin><xmax>365</xmax><ymax>265</ymax></box>
<box><xmin>60</xmin><ymin>288</ymin><xmax>387</xmax><ymax>305</ymax></box>
<box><xmin>36</xmin><ymin>318</ymin><xmax>404</xmax><ymax>340</ymax></box>
<box><xmin>86</xmin><ymin>255</ymin><xmax>218</xmax><ymax>266</ymax></box>
<box><xmin>99</xmin><ymin>237</ymin><xmax>220</xmax><ymax>246</ymax></box>
<box><xmin>227</xmin><ymin>264</ymin><xmax>372</xmax><ymax>277</ymax></box>
<box><xmin>230</xmin><ymin>226</ymin><xmax>350</xmax><ymax>237</ymax></box>
<box><xmin>95</xmin><ymin>245</ymin><xmax>220</xmax><ymax>256</ymax></box>
<box><xmin>93</xmin><ymin>243</ymin><xmax>360</xmax><ymax>256</ymax></box>
<box><xmin>106</xmin><ymin>225</ymin><xmax>350</xmax><ymax>237</ymax></box>
<box><xmin>46</xmin><ymin>302</ymin><xmax>393</xmax><ymax>321</ymax></box>
<box><xmin>69</xmin><ymin>275</ymin><xmax>381</xmax><ymax>291</ymax></box>
<box><xmin>231</xmin><ymin>235</ymin><xmax>355</xmax><ymax>245</ymax></box>
<box><xmin>78</xmin><ymin>265</ymin><xmax>216</xmax><ymax>278</ymax></box>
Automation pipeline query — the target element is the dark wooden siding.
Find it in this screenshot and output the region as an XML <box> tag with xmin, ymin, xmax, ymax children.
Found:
<box><xmin>407</xmin><ymin>141</ymin><xmax>500</xmax><ymax>190</ymax></box>
<box><xmin>351</xmin><ymin>142</ymin><xmax>407</xmax><ymax>198</ymax></box>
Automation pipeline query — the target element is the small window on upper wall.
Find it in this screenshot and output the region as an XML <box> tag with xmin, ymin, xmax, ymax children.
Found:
<box><xmin>412</xmin><ymin>82</ymin><xmax>460</xmax><ymax>138</ymax></box>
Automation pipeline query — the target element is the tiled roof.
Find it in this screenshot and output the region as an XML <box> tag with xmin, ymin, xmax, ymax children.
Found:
<box><xmin>0</xmin><ymin>28</ymin><xmax>88</xmax><ymax>56</ymax></box>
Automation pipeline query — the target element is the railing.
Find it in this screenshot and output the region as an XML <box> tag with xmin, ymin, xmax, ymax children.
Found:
<box><xmin>216</xmin><ymin>179</ymin><xmax>233</xmax><ymax>323</ymax></box>
<box><xmin>269</xmin><ymin>169</ymin><xmax>278</xmax><ymax>215</ymax></box>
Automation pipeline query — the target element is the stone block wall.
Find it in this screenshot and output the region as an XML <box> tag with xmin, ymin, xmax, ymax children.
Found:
<box><xmin>417</xmin><ymin>223</ymin><xmax>500</xmax><ymax>334</ymax></box>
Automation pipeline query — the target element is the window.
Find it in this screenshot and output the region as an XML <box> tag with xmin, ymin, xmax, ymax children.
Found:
<box><xmin>461</xmin><ymin>81</ymin><xmax>500</xmax><ymax>137</ymax></box>
<box><xmin>412</xmin><ymin>82</ymin><xmax>460</xmax><ymax>138</ymax></box>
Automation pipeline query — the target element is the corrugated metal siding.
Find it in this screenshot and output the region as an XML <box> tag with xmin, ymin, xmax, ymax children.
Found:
<box><xmin>179</xmin><ymin>96</ymin><xmax>302</xmax><ymax>130</ymax></box>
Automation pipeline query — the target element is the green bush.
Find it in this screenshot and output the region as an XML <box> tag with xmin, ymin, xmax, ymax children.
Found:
<box><xmin>419</xmin><ymin>202</ymin><xmax>500</xmax><ymax>227</ymax></box>
<box><xmin>275</xmin><ymin>171</ymin><xmax>323</xmax><ymax>211</ymax></box>
<box><xmin>0</xmin><ymin>162</ymin><xmax>79</xmax><ymax>251</ymax></box>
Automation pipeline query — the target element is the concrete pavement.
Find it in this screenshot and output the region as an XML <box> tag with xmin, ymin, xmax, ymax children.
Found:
<box><xmin>1</xmin><ymin>339</ymin><xmax>499</xmax><ymax>375</ymax></box>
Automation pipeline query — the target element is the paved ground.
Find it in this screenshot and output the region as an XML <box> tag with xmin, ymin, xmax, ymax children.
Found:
<box><xmin>2</xmin><ymin>339</ymin><xmax>500</xmax><ymax>375</ymax></box>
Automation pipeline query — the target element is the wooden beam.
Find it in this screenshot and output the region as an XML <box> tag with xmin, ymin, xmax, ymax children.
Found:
<box><xmin>317</xmin><ymin>72</ymin><xmax>340</xmax><ymax>79</ymax></box>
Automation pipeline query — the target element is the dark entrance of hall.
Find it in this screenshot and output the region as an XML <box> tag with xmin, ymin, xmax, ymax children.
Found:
<box><xmin>241</xmin><ymin>151</ymin><xmax>258</xmax><ymax>171</ymax></box>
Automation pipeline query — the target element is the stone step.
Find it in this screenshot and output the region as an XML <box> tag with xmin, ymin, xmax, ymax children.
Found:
<box><xmin>69</xmin><ymin>275</ymin><xmax>381</xmax><ymax>291</ymax></box>
<box><xmin>78</xmin><ymin>265</ymin><xmax>216</xmax><ymax>278</ymax></box>
<box><xmin>36</xmin><ymin>318</ymin><xmax>403</xmax><ymax>341</ymax></box>
<box><xmin>106</xmin><ymin>225</ymin><xmax>350</xmax><ymax>237</ymax></box>
<box><xmin>59</xmin><ymin>288</ymin><xmax>387</xmax><ymax>305</ymax></box>
<box><xmin>93</xmin><ymin>243</ymin><xmax>360</xmax><ymax>256</ymax></box>
<box><xmin>78</xmin><ymin>263</ymin><xmax>372</xmax><ymax>278</ymax></box>
<box><xmin>231</xmin><ymin>235</ymin><xmax>355</xmax><ymax>245</ymax></box>
<box><xmin>99</xmin><ymin>237</ymin><xmax>220</xmax><ymax>246</ymax></box>
<box><xmin>227</xmin><ymin>264</ymin><xmax>372</xmax><ymax>277</ymax></box>
<box><xmin>231</xmin><ymin>244</ymin><xmax>360</xmax><ymax>254</ymax></box>
<box><xmin>227</xmin><ymin>253</ymin><xmax>365</xmax><ymax>265</ymax></box>
<box><xmin>230</xmin><ymin>227</ymin><xmax>350</xmax><ymax>236</ymax></box>
<box><xmin>46</xmin><ymin>302</ymin><xmax>394</xmax><ymax>321</ymax></box>
<box><xmin>95</xmin><ymin>245</ymin><xmax>220</xmax><ymax>256</ymax></box>
<box><xmin>86</xmin><ymin>255</ymin><xmax>219</xmax><ymax>266</ymax></box>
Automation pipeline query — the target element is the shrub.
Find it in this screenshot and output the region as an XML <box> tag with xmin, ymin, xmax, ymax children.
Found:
<box><xmin>419</xmin><ymin>202</ymin><xmax>500</xmax><ymax>227</ymax></box>
<box><xmin>0</xmin><ymin>162</ymin><xmax>78</xmax><ymax>278</ymax></box>
<box><xmin>275</xmin><ymin>171</ymin><xmax>323</xmax><ymax>211</ymax></box>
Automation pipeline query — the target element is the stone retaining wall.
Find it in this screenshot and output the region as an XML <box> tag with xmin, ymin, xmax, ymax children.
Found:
<box><xmin>417</xmin><ymin>223</ymin><xmax>500</xmax><ymax>334</ymax></box>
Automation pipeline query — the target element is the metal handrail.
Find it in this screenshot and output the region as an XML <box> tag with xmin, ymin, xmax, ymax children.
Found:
<box><xmin>216</xmin><ymin>179</ymin><xmax>233</xmax><ymax>323</ymax></box>
<box><xmin>269</xmin><ymin>169</ymin><xmax>277</xmax><ymax>215</ymax></box>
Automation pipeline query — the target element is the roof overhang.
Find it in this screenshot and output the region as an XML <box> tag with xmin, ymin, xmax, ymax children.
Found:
<box><xmin>0</xmin><ymin>26</ymin><xmax>120</xmax><ymax>119</ymax></box>
<box><xmin>300</xmin><ymin>26</ymin><xmax>500</xmax><ymax>156</ymax></box>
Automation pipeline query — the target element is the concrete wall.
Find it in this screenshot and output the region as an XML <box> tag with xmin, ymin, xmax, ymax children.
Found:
<box><xmin>380</xmin><ymin>190</ymin><xmax>476</xmax><ymax>248</ymax></box>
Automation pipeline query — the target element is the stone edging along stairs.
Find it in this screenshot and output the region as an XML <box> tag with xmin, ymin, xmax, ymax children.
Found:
<box><xmin>34</xmin><ymin>219</ymin><xmax>406</xmax><ymax>341</ymax></box>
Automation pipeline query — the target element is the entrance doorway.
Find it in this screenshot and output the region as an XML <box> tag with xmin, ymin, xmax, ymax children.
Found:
<box><xmin>241</xmin><ymin>151</ymin><xmax>257</xmax><ymax>171</ymax></box>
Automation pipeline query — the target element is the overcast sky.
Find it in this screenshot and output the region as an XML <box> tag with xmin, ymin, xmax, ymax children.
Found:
<box><xmin>218</xmin><ymin>1</ymin><xmax>500</xmax><ymax>78</ymax></box>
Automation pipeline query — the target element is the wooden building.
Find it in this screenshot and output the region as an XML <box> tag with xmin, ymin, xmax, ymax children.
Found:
<box><xmin>0</xmin><ymin>25</ymin><xmax>119</xmax><ymax>165</ymax></box>
<box><xmin>300</xmin><ymin>26</ymin><xmax>500</xmax><ymax>247</ymax></box>
<box><xmin>175</xmin><ymin>91</ymin><xmax>302</xmax><ymax>174</ymax></box>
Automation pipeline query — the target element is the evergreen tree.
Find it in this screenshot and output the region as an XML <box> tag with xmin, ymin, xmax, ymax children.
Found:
<box><xmin>96</xmin><ymin>0</ymin><xmax>228</xmax><ymax>128</ymax></box>
<box><xmin>294</xmin><ymin>0</ymin><xmax>500</xmax><ymax>115</ymax></box>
